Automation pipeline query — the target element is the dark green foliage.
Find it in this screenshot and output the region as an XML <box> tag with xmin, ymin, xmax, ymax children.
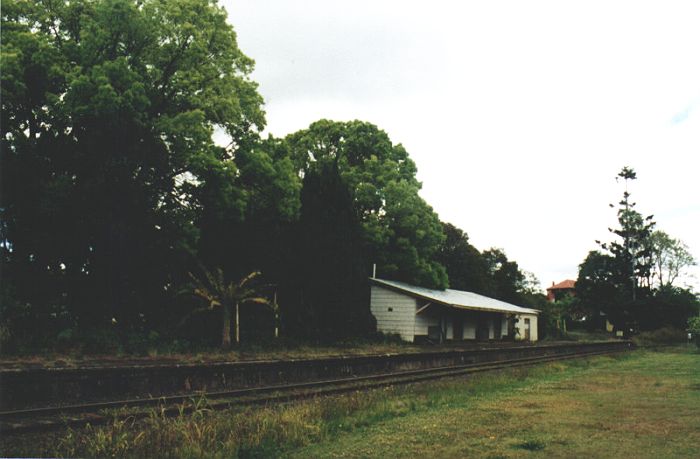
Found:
<box><xmin>437</xmin><ymin>223</ymin><xmax>542</xmax><ymax>310</ymax></box>
<box><xmin>1</xmin><ymin>0</ymin><xmax>266</xmax><ymax>345</ymax></box>
<box><xmin>597</xmin><ymin>167</ymin><xmax>655</xmax><ymax>302</ymax></box>
<box><xmin>632</xmin><ymin>326</ymin><xmax>689</xmax><ymax>346</ymax></box>
<box><xmin>197</xmin><ymin>137</ymin><xmax>301</xmax><ymax>283</ymax></box>
<box><xmin>1</xmin><ymin>1</ymin><xmax>544</xmax><ymax>352</ymax></box>
<box><xmin>281</xmin><ymin>162</ymin><xmax>374</xmax><ymax>340</ymax></box>
<box><xmin>688</xmin><ymin>316</ymin><xmax>700</xmax><ymax>347</ymax></box>
<box><xmin>577</xmin><ymin>167</ymin><xmax>697</xmax><ymax>333</ymax></box>
<box><xmin>437</xmin><ymin>222</ymin><xmax>492</xmax><ymax>294</ymax></box>
<box><xmin>482</xmin><ymin>248</ymin><xmax>526</xmax><ymax>304</ymax></box>
<box><xmin>576</xmin><ymin>250</ymin><xmax>624</xmax><ymax>328</ymax></box>
<box><xmin>635</xmin><ymin>286</ymin><xmax>700</xmax><ymax>331</ymax></box>
<box><xmin>286</xmin><ymin>120</ymin><xmax>447</xmax><ymax>289</ymax></box>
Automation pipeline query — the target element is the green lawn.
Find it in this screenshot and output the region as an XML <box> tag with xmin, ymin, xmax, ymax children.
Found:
<box><xmin>292</xmin><ymin>348</ymin><xmax>700</xmax><ymax>458</ymax></box>
<box><xmin>3</xmin><ymin>347</ymin><xmax>698</xmax><ymax>458</ymax></box>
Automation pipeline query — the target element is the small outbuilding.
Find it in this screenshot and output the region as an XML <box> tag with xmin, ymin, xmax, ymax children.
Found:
<box><xmin>370</xmin><ymin>278</ymin><xmax>539</xmax><ymax>343</ymax></box>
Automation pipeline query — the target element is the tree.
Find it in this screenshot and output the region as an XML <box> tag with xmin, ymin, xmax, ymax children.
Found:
<box><xmin>281</xmin><ymin>162</ymin><xmax>374</xmax><ymax>340</ymax></box>
<box><xmin>598</xmin><ymin>167</ymin><xmax>655</xmax><ymax>301</ymax></box>
<box><xmin>286</xmin><ymin>120</ymin><xmax>447</xmax><ymax>289</ymax></box>
<box><xmin>437</xmin><ymin>222</ymin><xmax>492</xmax><ymax>294</ymax></box>
<box><xmin>482</xmin><ymin>248</ymin><xmax>525</xmax><ymax>304</ymax></box>
<box><xmin>577</xmin><ymin>167</ymin><xmax>700</xmax><ymax>333</ymax></box>
<box><xmin>576</xmin><ymin>250</ymin><xmax>622</xmax><ymax>329</ymax></box>
<box><xmin>186</xmin><ymin>268</ymin><xmax>270</xmax><ymax>349</ymax></box>
<box><xmin>197</xmin><ymin>136</ymin><xmax>302</xmax><ymax>285</ymax></box>
<box><xmin>636</xmin><ymin>285</ymin><xmax>700</xmax><ymax>331</ymax></box>
<box><xmin>649</xmin><ymin>231</ymin><xmax>696</xmax><ymax>288</ymax></box>
<box><xmin>1</xmin><ymin>0</ymin><xmax>265</xmax><ymax>333</ymax></box>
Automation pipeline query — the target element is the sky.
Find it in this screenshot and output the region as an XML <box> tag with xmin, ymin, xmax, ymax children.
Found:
<box><xmin>221</xmin><ymin>0</ymin><xmax>700</xmax><ymax>292</ymax></box>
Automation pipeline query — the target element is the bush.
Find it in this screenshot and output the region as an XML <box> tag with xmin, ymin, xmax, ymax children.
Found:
<box><xmin>688</xmin><ymin>316</ymin><xmax>700</xmax><ymax>347</ymax></box>
<box><xmin>80</xmin><ymin>328</ymin><xmax>122</xmax><ymax>354</ymax></box>
<box><xmin>632</xmin><ymin>326</ymin><xmax>687</xmax><ymax>346</ymax></box>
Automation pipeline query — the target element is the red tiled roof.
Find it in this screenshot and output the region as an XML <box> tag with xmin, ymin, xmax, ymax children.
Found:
<box><xmin>547</xmin><ymin>279</ymin><xmax>576</xmax><ymax>291</ymax></box>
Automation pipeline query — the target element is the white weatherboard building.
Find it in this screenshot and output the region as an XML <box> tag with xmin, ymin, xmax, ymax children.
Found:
<box><xmin>370</xmin><ymin>278</ymin><xmax>539</xmax><ymax>343</ymax></box>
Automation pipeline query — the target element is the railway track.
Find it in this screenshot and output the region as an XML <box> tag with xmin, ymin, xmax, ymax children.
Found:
<box><xmin>0</xmin><ymin>345</ymin><xmax>631</xmax><ymax>434</ymax></box>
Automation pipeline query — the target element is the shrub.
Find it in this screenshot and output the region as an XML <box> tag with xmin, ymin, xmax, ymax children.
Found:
<box><xmin>688</xmin><ymin>316</ymin><xmax>700</xmax><ymax>347</ymax></box>
<box><xmin>632</xmin><ymin>326</ymin><xmax>687</xmax><ymax>346</ymax></box>
<box><xmin>80</xmin><ymin>328</ymin><xmax>122</xmax><ymax>354</ymax></box>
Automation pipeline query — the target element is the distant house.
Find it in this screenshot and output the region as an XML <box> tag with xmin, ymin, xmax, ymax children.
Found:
<box><xmin>370</xmin><ymin>278</ymin><xmax>539</xmax><ymax>343</ymax></box>
<box><xmin>546</xmin><ymin>279</ymin><xmax>576</xmax><ymax>302</ymax></box>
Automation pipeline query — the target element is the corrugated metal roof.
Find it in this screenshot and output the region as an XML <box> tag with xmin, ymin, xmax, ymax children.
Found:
<box><xmin>371</xmin><ymin>278</ymin><xmax>540</xmax><ymax>315</ymax></box>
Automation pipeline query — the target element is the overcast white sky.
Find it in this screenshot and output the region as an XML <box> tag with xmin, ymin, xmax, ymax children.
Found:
<box><xmin>222</xmin><ymin>0</ymin><xmax>700</xmax><ymax>292</ymax></box>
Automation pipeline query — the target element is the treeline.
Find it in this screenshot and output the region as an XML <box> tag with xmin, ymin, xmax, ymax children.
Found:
<box><xmin>0</xmin><ymin>0</ymin><xmax>540</xmax><ymax>352</ymax></box>
<box><xmin>571</xmin><ymin>167</ymin><xmax>699</xmax><ymax>334</ymax></box>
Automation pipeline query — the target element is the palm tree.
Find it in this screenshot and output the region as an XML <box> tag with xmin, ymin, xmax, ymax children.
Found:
<box><xmin>186</xmin><ymin>267</ymin><xmax>271</xmax><ymax>349</ymax></box>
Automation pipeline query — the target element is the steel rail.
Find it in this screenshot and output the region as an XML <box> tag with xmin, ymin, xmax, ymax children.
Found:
<box><xmin>0</xmin><ymin>345</ymin><xmax>629</xmax><ymax>434</ymax></box>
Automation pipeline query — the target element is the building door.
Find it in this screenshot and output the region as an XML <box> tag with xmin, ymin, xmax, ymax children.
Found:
<box><xmin>453</xmin><ymin>316</ymin><xmax>464</xmax><ymax>340</ymax></box>
<box><xmin>428</xmin><ymin>326</ymin><xmax>441</xmax><ymax>342</ymax></box>
<box><xmin>523</xmin><ymin>318</ymin><xmax>531</xmax><ymax>341</ymax></box>
<box><xmin>493</xmin><ymin>315</ymin><xmax>502</xmax><ymax>340</ymax></box>
<box><xmin>476</xmin><ymin>315</ymin><xmax>490</xmax><ymax>341</ymax></box>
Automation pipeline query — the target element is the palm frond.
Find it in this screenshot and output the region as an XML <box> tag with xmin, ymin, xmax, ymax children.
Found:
<box><xmin>182</xmin><ymin>267</ymin><xmax>274</xmax><ymax>343</ymax></box>
<box><xmin>241</xmin><ymin>296</ymin><xmax>270</xmax><ymax>305</ymax></box>
<box><xmin>189</xmin><ymin>271</ymin><xmax>223</xmax><ymax>309</ymax></box>
<box><xmin>238</xmin><ymin>270</ymin><xmax>262</xmax><ymax>289</ymax></box>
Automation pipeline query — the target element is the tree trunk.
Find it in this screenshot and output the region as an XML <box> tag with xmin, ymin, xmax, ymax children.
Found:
<box><xmin>235</xmin><ymin>302</ymin><xmax>240</xmax><ymax>344</ymax></box>
<box><xmin>221</xmin><ymin>304</ymin><xmax>231</xmax><ymax>350</ymax></box>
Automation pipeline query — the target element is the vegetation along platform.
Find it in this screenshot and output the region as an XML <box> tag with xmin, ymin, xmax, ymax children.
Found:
<box><xmin>0</xmin><ymin>341</ymin><xmax>631</xmax><ymax>412</ymax></box>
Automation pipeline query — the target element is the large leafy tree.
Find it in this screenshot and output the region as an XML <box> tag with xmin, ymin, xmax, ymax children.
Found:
<box><xmin>286</xmin><ymin>120</ymin><xmax>447</xmax><ymax>289</ymax></box>
<box><xmin>637</xmin><ymin>285</ymin><xmax>699</xmax><ymax>331</ymax></box>
<box><xmin>649</xmin><ymin>231</ymin><xmax>696</xmax><ymax>288</ymax></box>
<box><xmin>576</xmin><ymin>250</ymin><xmax>623</xmax><ymax>327</ymax></box>
<box><xmin>437</xmin><ymin>222</ymin><xmax>492</xmax><ymax>294</ymax></box>
<box><xmin>482</xmin><ymin>248</ymin><xmax>525</xmax><ymax>304</ymax></box>
<box><xmin>1</xmin><ymin>0</ymin><xmax>265</xmax><ymax>332</ymax></box>
<box><xmin>197</xmin><ymin>136</ymin><xmax>301</xmax><ymax>283</ymax></box>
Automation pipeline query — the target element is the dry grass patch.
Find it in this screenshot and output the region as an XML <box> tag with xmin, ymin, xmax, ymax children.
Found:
<box><xmin>293</xmin><ymin>350</ymin><xmax>700</xmax><ymax>458</ymax></box>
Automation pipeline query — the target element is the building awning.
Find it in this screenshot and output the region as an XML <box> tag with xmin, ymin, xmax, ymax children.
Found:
<box><xmin>371</xmin><ymin>278</ymin><xmax>539</xmax><ymax>315</ymax></box>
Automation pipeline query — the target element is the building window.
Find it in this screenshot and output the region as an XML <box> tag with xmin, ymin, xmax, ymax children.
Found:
<box><xmin>387</xmin><ymin>307</ymin><xmax>393</xmax><ymax>312</ymax></box>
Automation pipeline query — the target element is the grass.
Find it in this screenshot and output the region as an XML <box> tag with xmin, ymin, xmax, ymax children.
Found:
<box><xmin>295</xmin><ymin>347</ymin><xmax>700</xmax><ymax>458</ymax></box>
<box><xmin>3</xmin><ymin>347</ymin><xmax>697</xmax><ymax>458</ymax></box>
<box><xmin>558</xmin><ymin>329</ymin><xmax>614</xmax><ymax>342</ymax></box>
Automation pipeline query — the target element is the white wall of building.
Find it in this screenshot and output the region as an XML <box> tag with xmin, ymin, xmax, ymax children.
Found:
<box><xmin>516</xmin><ymin>313</ymin><xmax>538</xmax><ymax>341</ymax></box>
<box><xmin>371</xmin><ymin>284</ymin><xmax>539</xmax><ymax>342</ymax></box>
<box><xmin>370</xmin><ymin>286</ymin><xmax>417</xmax><ymax>342</ymax></box>
<box><xmin>415</xmin><ymin>309</ymin><xmax>440</xmax><ymax>337</ymax></box>
<box><xmin>463</xmin><ymin>317</ymin><xmax>477</xmax><ymax>339</ymax></box>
